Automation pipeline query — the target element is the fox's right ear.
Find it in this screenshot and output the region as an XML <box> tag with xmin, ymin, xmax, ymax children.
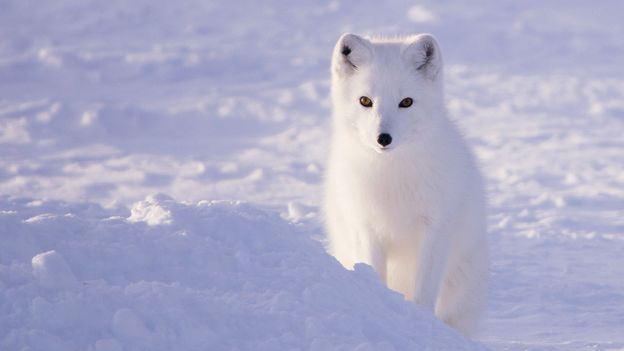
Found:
<box><xmin>332</xmin><ymin>33</ymin><xmax>373</xmax><ymax>78</ymax></box>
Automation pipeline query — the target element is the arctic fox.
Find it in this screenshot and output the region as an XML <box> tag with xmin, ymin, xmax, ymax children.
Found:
<box><xmin>323</xmin><ymin>33</ymin><xmax>488</xmax><ymax>335</ymax></box>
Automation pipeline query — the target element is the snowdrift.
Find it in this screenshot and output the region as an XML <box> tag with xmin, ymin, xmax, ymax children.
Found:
<box><xmin>0</xmin><ymin>195</ymin><xmax>485</xmax><ymax>350</ymax></box>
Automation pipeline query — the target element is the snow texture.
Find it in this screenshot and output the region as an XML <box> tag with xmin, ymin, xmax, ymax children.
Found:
<box><xmin>1</xmin><ymin>196</ymin><xmax>483</xmax><ymax>350</ymax></box>
<box><xmin>1</xmin><ymin>0</ymin><xmax>624</xmax><ymax>350</ymax></box>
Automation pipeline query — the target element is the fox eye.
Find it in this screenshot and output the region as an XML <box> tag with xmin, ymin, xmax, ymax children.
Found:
<box><xmin>359</xmin><ymin>96</ymin><xmax>373</xmax><ymax>107</ymax></box>
<box><xmin>399</xmin><ymin>97</ymin><xmax>413</xmax><ymax>108</ymax></box>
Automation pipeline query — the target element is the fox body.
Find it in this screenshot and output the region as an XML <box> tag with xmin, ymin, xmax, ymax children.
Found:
<box><xmin>323</xmin><ymin>33</ymin><xmax>488</xmax><ymax>335</ymax></box>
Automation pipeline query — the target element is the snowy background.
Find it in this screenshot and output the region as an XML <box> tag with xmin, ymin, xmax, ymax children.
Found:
<box><xmin>1</xmin><ymin>0</ymin><xmax>624</xmax><ymax>350</ymax></box>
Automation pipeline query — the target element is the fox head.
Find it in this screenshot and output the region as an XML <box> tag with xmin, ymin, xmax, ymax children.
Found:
<box><xmin>331</xmin><ymin>33</ymin><xmax>445</xmax><ymax>154</ymax></box>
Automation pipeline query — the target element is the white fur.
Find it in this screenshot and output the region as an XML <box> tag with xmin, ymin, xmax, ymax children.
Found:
<box><xmin>323</xmin><ymin>33</ymin><xmax>488</xmax><ymax>335</ymax></box>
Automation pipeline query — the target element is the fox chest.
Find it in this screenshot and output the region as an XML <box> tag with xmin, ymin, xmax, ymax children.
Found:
<box><xmin>336</xmin><ymin>164</ymin><xmax>436</xmax><ymax>241</ymax></box>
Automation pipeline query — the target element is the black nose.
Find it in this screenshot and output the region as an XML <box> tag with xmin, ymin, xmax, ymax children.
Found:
<box><xmin>377</xmin><ymin>133</ymin><xmax>392</xmax><ymax>147</ymax></box>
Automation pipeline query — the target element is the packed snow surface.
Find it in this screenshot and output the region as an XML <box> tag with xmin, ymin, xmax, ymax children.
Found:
<box><xmin>1</xmin><ymin>0</ymin><xmax>624</xmax><ymax>350</ymax></box>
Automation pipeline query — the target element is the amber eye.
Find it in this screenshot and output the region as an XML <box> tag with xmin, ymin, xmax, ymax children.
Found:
<box><xmin>399</xmin><ymin>97</ymin><xmax>413</xmax><ymax>108</ymax></box>
<box><xmin>359</xmin><ymin>96</ymin><xmax>373</xmax><ymax>107</ymax></box>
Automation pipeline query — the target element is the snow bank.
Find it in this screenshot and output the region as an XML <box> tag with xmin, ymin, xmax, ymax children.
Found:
<box><xmin>0</xmin><ymin>195</ymin><xmax>485</xmax><ymax>350</ymax></box>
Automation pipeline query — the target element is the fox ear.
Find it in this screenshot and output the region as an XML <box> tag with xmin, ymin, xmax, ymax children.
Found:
<box><xmin>402</xmin><ymin>34</ymin><xmax>442</xmax><ymax>80</ymax></box>
<box><xmin>332</xmin><ymin>33</ymin><xmax>373</xmax><ymax>78</ymax></box>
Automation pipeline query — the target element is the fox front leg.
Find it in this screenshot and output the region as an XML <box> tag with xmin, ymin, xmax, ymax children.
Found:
<box><xmin>412</xmin><ymin>226</ymin><xmax>451</xmax><ymax>310</ymax></box>
<box><xmin>354</xmin><ymin>229</ymin><xmax>387</xmax><ymax>284</ymax></box>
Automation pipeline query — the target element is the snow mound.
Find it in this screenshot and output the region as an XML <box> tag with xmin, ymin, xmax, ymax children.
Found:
<box><xmin>31</xmin><ymin>250</ymin><xmax>78</xmax><ymax>290</ymax></box>
<box><xmin>0</xmin><ymin>196</ymin><xmax>485</xmax><ymax>350</ymax></box>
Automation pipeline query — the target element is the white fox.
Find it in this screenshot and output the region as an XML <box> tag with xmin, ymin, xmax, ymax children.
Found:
<box><xmin>323</xmin><ymin>33</ymin><xmax>488</xmax><ymax>335</ymax></box>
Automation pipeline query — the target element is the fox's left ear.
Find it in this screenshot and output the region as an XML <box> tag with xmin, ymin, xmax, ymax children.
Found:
<box><xmin>402</xmin><ymin>34</ymin><xmax>443</xmax><ymax>80</ymax></box>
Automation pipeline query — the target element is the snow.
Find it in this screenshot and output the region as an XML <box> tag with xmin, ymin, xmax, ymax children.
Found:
<box><xmin>1</xmin><ymin>0</ymin><xmax>624</xmax><ymax>350</ymax></box>
<box><xmin>1</xmin><ymin>196</ymin><xmax>483</xmax><ymax>350</ymax></box>
<box><xmin>31</xmin><ymin>250</ymin><xmax>79</xmax><ymax>291</ymax></box>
